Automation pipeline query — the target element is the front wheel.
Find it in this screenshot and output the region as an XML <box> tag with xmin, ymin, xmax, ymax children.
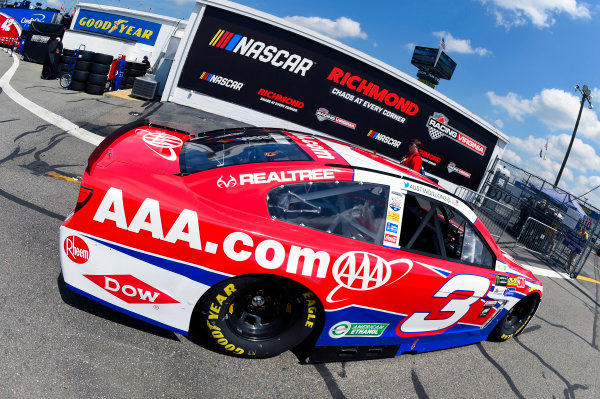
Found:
<box><xmin>59</xmin><ymin>72</ymin><xmax>71</xmax><ymax>88</ymax></box>
<box><xmin>489</xmin><ymin>295</ymin><xmax>538</xmax><ymax>341</ymax></box>
<box><xmin>197</xmin><ymin>275</ymin><xmax>320</xmax><ymax>358</ymax></box>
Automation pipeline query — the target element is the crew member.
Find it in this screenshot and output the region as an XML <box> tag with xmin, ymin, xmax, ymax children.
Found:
<box><xmin>141</xmin><ymin>55</ymin><xmax>150</xmax><ymax>73</ymax></box>
<box><xmin>401</xmin><ymin>139</ymin><xmax>423</xmax><ymax>173</ymax></box>
<box><xmin>42</xmin><ymin>37</ymin><xmax>62</xmax><ymax>79</ymax></box>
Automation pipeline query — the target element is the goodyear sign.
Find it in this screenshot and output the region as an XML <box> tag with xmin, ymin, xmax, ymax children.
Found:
<box><xmin>73</xmin><ymin>9</ymin><xmax>160</xmax><ymax>45</ymax></box>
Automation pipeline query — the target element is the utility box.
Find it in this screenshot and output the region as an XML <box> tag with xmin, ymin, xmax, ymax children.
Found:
<box><xmin>131</xmin><ymin>77</ymin><xmax>158</xmax><ymax>100</ymax></box>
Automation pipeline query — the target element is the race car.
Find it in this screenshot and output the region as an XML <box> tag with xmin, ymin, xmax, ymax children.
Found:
<box><xmin>59</xmin><ymin>123</ymin><xmax>543</xmax><ymax>362</ymax></box>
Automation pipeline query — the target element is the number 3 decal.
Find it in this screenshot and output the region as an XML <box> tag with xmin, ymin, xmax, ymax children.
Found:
<box><xmin>398</xmin><ymin>274</ymin><xmax>490</xmax><ymax>335</ymax></box>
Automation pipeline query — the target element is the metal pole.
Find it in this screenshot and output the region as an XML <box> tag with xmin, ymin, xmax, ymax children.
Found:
<box><xmin>555</xmin><ymin>96</ymin><xmax>585</xmax><ymax>187</ymax></box>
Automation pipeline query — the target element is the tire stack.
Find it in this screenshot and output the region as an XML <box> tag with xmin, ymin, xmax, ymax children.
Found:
<box><xmin>86</xmin><ymin>52</ymin><xmax>113</xmax><ymax>95</ymax></box>
<box><xmin>58</xmin><ymin>49</ymin><xmax>113</xmax><ymax>95</ymax></box>
<box><xmin>121</xmin><ymin>61</ymin><xmax>147</xmax><ymax>90</ymax></box>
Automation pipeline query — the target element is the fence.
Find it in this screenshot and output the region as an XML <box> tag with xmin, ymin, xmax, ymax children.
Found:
<box><xmin>470</xmin><ymin>157</ymin><xmax>600</xmax><ymax>278</ymax></box>
<box><xmin>454</xmin><ymin>186</ymin><xmax>516</xmax><ymax>241</ymax></box>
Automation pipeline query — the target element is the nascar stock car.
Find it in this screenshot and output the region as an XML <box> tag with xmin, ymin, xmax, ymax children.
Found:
<box><xmin>59</xmin><ymin>124</ymin><xmax>543</xmax><ymax>362</ymax></box>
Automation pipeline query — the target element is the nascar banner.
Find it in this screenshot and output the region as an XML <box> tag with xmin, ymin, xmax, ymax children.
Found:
<box><xmin>177</xmin><ymin>6</ymin><xmax>499</xmax><ymax>190</ymax></box>
<box><xmin>72</xmin><ymin>9</ymin><xmax>160</xmax><ymax>46</ymax></box>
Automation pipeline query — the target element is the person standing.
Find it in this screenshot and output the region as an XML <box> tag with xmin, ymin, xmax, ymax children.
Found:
<box><xmin>401</xmin><ymin>139</ymin><xmax>423</xmax><ymax>173</ymax></box>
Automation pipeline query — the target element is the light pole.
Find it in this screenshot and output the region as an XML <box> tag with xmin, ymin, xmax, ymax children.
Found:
<box><xmin>554</xmin><ymin>85</ymin><xmax>593</xmax><ymax>187</ymax></box>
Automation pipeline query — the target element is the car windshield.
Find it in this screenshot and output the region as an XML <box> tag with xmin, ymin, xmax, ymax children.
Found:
<box><xmin>179</xmin><ymin>129</ymin><xmax>313</xmax><ymax>174</ymax></box>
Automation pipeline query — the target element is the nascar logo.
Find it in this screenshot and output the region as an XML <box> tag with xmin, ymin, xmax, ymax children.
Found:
<box><xmin>209</xmin><ymin>29</ymin><xmax>314</xmax><ymax>76</ymax></box>
<box><xmin>200</xmin><ymin>72</ymin><xmax>244</xmax><ymax>91</ymax></box>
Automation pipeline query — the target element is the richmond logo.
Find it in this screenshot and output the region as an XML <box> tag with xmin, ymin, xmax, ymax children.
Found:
<box><xmin>209</xmin><ymin>29</ymin><xmax>314</xmax><ymax>76</ymax></box>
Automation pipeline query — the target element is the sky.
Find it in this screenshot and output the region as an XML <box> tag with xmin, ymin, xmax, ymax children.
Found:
<box><xmin>43</xmin><ymin>0</ymin><xmax>600</xmax><ymax>208</ymax></box>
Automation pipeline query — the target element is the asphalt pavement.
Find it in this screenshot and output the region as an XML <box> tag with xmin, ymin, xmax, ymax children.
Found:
<box><xmin>0</xmin><ymin>51</ymin><xmax>599</xmax><ymax>399</ymax></box>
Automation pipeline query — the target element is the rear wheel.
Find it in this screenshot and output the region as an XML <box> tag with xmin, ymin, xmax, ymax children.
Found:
<box><xmin>197</xmin><ymin>275</ymin><xmax>320</xmax><ymax>358</ymax></box>
<box><xmin>489</xmin><ymin>295</ymin><xmax>538</xmax><ymax>341</ymax></box>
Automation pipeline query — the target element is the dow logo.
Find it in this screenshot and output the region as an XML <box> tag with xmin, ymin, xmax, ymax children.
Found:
<box><xmin>208</xmin><ymin>29</ymin><xmax>314</xmax><ymax>76</ymax></box>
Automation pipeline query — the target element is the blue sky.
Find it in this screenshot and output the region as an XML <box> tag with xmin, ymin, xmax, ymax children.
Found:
<box><xmin>50</xmin><ymin>0</ymin><xmax>600</xmax><ymax>207</ymax></box>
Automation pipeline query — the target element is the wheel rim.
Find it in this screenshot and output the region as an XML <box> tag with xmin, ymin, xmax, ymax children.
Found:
<box><xmin>226</xmin><ymin>285</ymin><xmax>296</xmax><ymax>341</ymax></box>
<box><xmin>503</xmin><ymin>297</ymin><xmax>535</xmax><ymax>332</ymax></box>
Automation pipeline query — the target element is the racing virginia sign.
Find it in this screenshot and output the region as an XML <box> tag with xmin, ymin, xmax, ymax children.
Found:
<box><xmin>177</xmin><ymin>6</ymin><xmax>499</xmax><ymax>190</ymax></box>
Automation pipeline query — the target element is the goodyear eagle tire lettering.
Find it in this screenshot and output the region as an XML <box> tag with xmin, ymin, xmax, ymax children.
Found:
<box><xmin>198</xmin><ymin>275</ymin><xmax>320</xmax><ymax>358</ymax></box>
<box><xmin>489</xmin><ymin>295</ymin><xmax>538</xmax><ymax>342</ymax></box>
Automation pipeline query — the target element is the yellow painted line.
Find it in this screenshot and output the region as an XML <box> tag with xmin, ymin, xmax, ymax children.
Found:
<box><xmin>576</xmin><ymin>275</ymin><xmax>600</xmax><ymax>285</ymax></box>
<box><xmin>48</xmin><ymin>172</ymin><xmax>80</xmax><ymax>184</ymax></box>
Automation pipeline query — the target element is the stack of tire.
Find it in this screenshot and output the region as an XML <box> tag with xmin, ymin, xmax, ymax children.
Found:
<box><xmin>59</xmin><ymin>49</ymin><xmax>114</xmax><ymax>95</ymax></box>
<box><xmin>120</xmin><ymin>61</ymin><xmax>147</xmax><ymax>90</ymax></box>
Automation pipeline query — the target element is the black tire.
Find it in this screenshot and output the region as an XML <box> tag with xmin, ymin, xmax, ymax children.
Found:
<box><xmin>72</xmin><ymin>70</ymin><xmax>89</xmax><ymax>82</ymax></box>
<box><xmin>63</xmin><ymin>48</ymin><xmax>74</xmax><ymax>56</ymax></box>
<box><xmin>92</xmin><ymin>52</ymin><xmax>113</xmax><ymax>65</ymax></box>
<box><xmin>61</xmin><ymin>55</ymin><xmax>72</xmax><ymax>64</ymax></box>
<box><xmin>74</xmin><ymin>60</ymin><xmax>91</xmax><ymax>71</ymax></box>
<box><xmin>489</xmin><ymin>295</ymin><xmax>538</xmax><ymax>341</ymax></box>
<box><xmin>59</xmin><ymin>63</ymin><xmax>69</xmax><ymax>72</ymax></box>
<box><xmin>85</xmin><ymin>83</ymin><xmax>105</xmax><ymax>95</ymax></box>
<box><xmin>197</xmin><ymin>275</ymin><xmax>320</xmax><ymax>358</ymax></box>
<box><xmin>90</xmin><ymin>62</ymin><xmax>111</xmax><ymax>75</ymax></box>
<box><xmin>87</xmin><ymin>73</ymin><xmax>108</xmax><ymax>86</ymax></box>
<box><xmin>78</xmin><ymin>50</ymin><xmax>95</xmax><ymax>61</ymax></box>
<box><xmin>68</xmin><ymin>80</ymin><xmax>86</xmax><ymax>91</ymax></box>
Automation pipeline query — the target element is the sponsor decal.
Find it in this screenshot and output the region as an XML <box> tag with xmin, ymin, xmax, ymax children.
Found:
<box><xmin>74</xmin><ymin>9</ymin><xmax>159</xmax><ymax>45</ymax></box>
<box><xmin>384</xmin><ymin>233</ymin><xmax>397</xmax><ymax>244</ymax></box>
<box><xmin>503</xmin><ymin>287</ymin><xmax>518</xmax><ymax>298</ymax></box>
<box><xmin>93</xmin><ymin>188</ymin><xmax>415</xmax><ymax>302</ymax></box>
<box><xmin>447</xmin><ymin>162</ymin><xmax>472</xmax><ymax>178</ymax></box>
<box><xmin>329</xmin><ymin>321</ymin><xmax>389</xmax><ymax>338</ymax></box>
<box><xmin>479</xmin><ymin>308</ymin><xmax>491</xmax><ymax>318</ymax></box>
<box><xmin>139</xmin><ymin>130</ymin><xmax>184</xmax><ymax>161</ymax></box>
<box><xmin>507</xmin><ymin>277</ymin><xmax>526</xmax><ymax>288</ymax></box>
<box><xmin>208</xmin><ymin>29</ymin><xmax>314</xmax><ymax>76</ymax></box>
<box><xmin>366</xmin><ymin>130</ymin><xmax>402</xmax><ymax>148</ymax></box>
<box><xmin>200</xmin><ymin>72</ymin><xmax>244</xmax><ymax>90</ymax></box>
<box><xmin>287</xmin><ymin>134</ymin><xmax>336</xmax><ymax>160</ymax></box>
<box><xmin>483</xmin><ymin>300</ymin><xmax>498</xmax><ymax>307</ymax></box>
<box><xmin>30</xmin><ymin>35</ymin><xmax>50</xmax><ymax>43</ymax></box>
<box><xmin>315</xmin><ymin>108</ymin><xmax>356</xmax><ymax>129</ymax></box>
<box><xmin>64</xmin><ymin>235</ymin><xmax>90</xmax><ymax>264</ymax></box>
<box><xmin>495</xmin><ymin>275</ymin><xmax>508</xmax><ymax>286</ymax></box>
<box><xmin>389</xmin><ymin>204</ymin><xmax>401</xmax><ymax>212</ymax></box>
<box><xmin>257</xmin><ymin>88</ymin><xmax>304</xmax><ymax>111</ymax></box>
<box><xmin>84</xmin><ymin>274</ymin><xmax>179</xmax><ymax>304</ymax></box>
<box><xmin>217</xmin><ymin>175</ymin><xmax>237</xmax><ymax>188</ymax></box>
<box><xmin>327</xmin><ymin>66</ymin><xmax>419</xmax><ymax>117</ymax></box>
<box><xmin>386</xmin><ymin>222</ymin><xmax>399</xmax><ymax>234</ymax></box>
<box><xmin>217</xmin><ymin>169</ymin><xmax>336</xmax><ymax>187</ymax></box>
<box><xmin>426</xmin><ymin>113</ymin><xmax>487</xmax><ymax>156</ymax></box>
<box><xmin>387</xmin><ymin>211</ymin><xmax>400</xmax><ymax>222</ymax></box>
<box><xmin>492</xmin><ymin>286</ymin><xmax>506</xmax><ymax>295</ymax></box>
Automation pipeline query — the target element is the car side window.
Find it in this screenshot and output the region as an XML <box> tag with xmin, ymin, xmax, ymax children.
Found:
<box><xmin>399</xmin><ymin>193</ymin><xmax>494</xmax><ymax>268</ymax></box>
<box><xmin>267</xmin><ymin>181</ymin><xmax>389</xmax><ymax>244</ymax></box>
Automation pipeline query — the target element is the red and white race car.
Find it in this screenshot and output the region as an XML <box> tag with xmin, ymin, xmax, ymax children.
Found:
<box><xmin>59</xmin><ymin>124</ymin><xmax>543</xmax><ymax>361</ymax></box>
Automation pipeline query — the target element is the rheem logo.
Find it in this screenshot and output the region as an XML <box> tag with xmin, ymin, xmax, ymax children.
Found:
<box><xmin>64</xmin><ymin>235</ymin><xmax>90</xmax><ymax>264</ymax></box>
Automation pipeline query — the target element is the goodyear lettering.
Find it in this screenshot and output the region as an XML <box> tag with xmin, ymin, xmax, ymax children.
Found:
<box><xmin>78</xmin><ymin>16</ymin><xmax>154</xmax><ymax>42</ymax></box>
<box><xmin>206</xmin><ymin>283</ymin><xmax>245</xmax><ymax>355</ymax></box>
<box><xmin>327</xmin><ymin>66</ymin><xmax>419</xmax><ymax>116</ymax></box>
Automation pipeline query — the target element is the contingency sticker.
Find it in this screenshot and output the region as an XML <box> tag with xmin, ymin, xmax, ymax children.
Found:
<box><xmin>329</xmin><ymin>321</ymin><xmax>389</xmax><ymax>338</ymax></box>
<box><xmin>383</xmin><ymin>190</ymin><xmax>405</xmax><ymax>248</ymax></box>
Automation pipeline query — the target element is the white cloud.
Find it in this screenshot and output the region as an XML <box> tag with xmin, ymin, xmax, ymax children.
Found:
<box><xmin>494</xmin><ymin>119</ymin><xmax>504</xmax><ymax>128</ymax></box>
<box><xmin>47</xmin><ymin>0</ymin><xmax>61</xmax><ymax>6</ymax></box>
<box><xmin>284</xmin><ymin>16</ymin><xmax>367</xmax><ymax>39</ymax></box>
<box><xmin>487</xmin><ymin>88</ymin><xmax>600</xmax><ymax>140</ymax></box>
<box><xmin>477</xmin><ymin>0</ymin><xmax>592</xmax><ymax>29</ymax></box>
<box><xmin>432</xmin><ymin>32</ymin><xmax>491</xmax><ymax>56</ymax></box>
<box><xmin>503</xmin><ymin>148</ymin><xmax>522</xmax><ymax>163</ymax></box>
